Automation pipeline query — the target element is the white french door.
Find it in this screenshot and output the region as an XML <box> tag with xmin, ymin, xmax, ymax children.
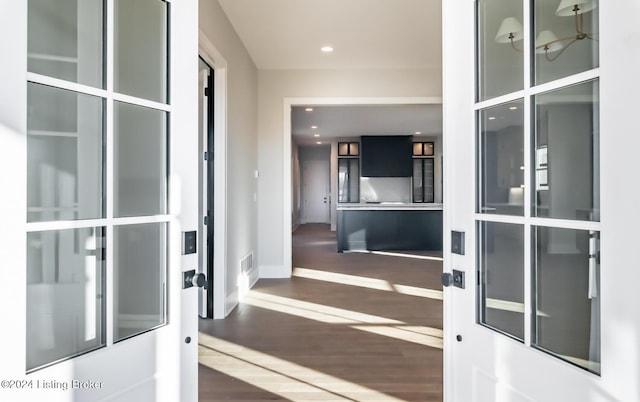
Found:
<box><xmin>0</xmin><ymin>1</ymin><xmax>199</xmax><ymax>401</ymax></box>
<box><xmin>443</xmin><ymin>0</ymin><xmax>640</xmax><ymax>401</ymax></box>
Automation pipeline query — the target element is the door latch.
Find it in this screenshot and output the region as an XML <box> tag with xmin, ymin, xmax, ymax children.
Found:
<box><xmin>183</xmin><ymin>270</ymin><xmax>207</xmax><ymax>289</ymax></box>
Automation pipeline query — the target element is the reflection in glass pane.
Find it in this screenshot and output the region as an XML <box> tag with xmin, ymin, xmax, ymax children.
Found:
<box><xmin>534</xmin><ymin>227</ymin><xmax>600</xmax><ymax>374</ymax></box>
<box><xmin>348</xmin><ymin>159</ymin><xmax>360</xmax><ymax>202</ymax></box>
<box><xmin>114</xmin><ymin>223</ymin><xmax>166</xmax><ymax>342</ymax></box>
<box><xmin>27</xmin><ymin>227</ymin><xmax>105</xmax><ymax>371</ymax></box>
<box><xmin>338</xmin><ymin>159</ymin><xmax>360</xmax><ymax>203</ymax></box>
<box><xmin>534</xmin><ymin>80</ymin><xmax>599</xmax><ymax>221</ymax></box>
<box><xmin>115</xmin><ymin>0</ymin><xmax>168</xmax><ymax>103</ymax></box>
<box><xmin>27</xmin><ymin>83</ymin><xmax>104</xmax><ymax>222</ymax></box>
<box><xmin>478</xmin><ymin>100</ymin><xmax>524</xmax><ymax>216</ymax></box>
<box><xmin>28</xmin><ymin>0</ymin><xmax>104</xmax><ymax>88</ymax></box>
<box><xmin>477</xmin><ymin>0</ymin><xmax>524</xmax><ymax>100</ymax></box>
<box><xmin>423</xmin><ymin>159</ymin><xmax>435</xmax><ymax>203</ymax></box>
<box><xmin>478</xmin><ymin>221</ymin><xmax>524</xmax><ymax>340</ymax></box>
<box><xmin>534</xmin><ymin>0</ymin><xmax>599</xmax><ymax>85</ymax></box>
<box><xmin>114</xmin><ymin>102</ymin><xmax>167</xmax><ymax>217</ymax></box>
<box><xmin>413</xmin><ymin>159</ymin><xmax>424</xmax><ymax>202</ymax></box>
<box><xmin>338</xmin><ymin>159</ymin><xmax>349</xmax><ymax>202</ymax></box>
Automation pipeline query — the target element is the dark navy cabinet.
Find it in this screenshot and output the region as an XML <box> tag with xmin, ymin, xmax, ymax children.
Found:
<box><xmin>337</xmin><ymin>208</ymin><xmax>443</xmax><ymax>252</ymax></box>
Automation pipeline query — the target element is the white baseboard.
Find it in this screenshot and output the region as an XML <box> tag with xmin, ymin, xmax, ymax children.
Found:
<box><xmin>248</xmin><ymin>266</ymin><xmax>259</xmax><ymax>288</ymax></box>
<box><xmin>225</xmin><ymin>288</ymin><xmax>238</xmax><ymax>317</ymax></box>
<box><xmin>259</xmin><ymin>264</ymin><xmax>291</xmax><ymax>278</ymax></box>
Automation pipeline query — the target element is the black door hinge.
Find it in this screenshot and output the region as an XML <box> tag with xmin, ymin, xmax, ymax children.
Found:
<box><xmin>204</xmin><ymin>151</ymin><xmax>208</xmax><ymax>161</ymax></box>
<box><xmin>204</xmin><ymin>87</ymin><xmax>210</xmax><ymax>97</ymax></box>
<box><xmin>204</xmin><ymin>216</ymin><xmax>209</xmax><ymax>225</ymax></box>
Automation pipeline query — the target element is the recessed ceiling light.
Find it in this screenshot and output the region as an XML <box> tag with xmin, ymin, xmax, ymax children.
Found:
<box><xmin>509</xmin><ymin>106</ymin><xmax>518</xmax><ymax>110</ymax></box>
<box><xmin>314</xmin><ymin>134</ymin><xmax>320</xmax><ymax>137</ymax></box>
<box><xmin>415</xmin><ymin>131</ymin><xmax>422</xmax><ymax>135</ymax></box>
<box><xmin>311</xmin><ymin>125</ymin><xmax>318</xmax><ymax>129</ymax></box>
<box><xmin>305</xmin><ymin>108</ymin><xmax>313</xmax><ymax>112</ymax></box>
<box><xmin>316</xmin><ymin>141</ymin><xmax>322</xmax><ymax>145</ymax></box>
<box><xmin>488</xmin><ymin>116</ymin><xmax>496</xmax><ymax>120</ymax></box>
<box><xmin>321</xmin><ymin>46</ymin><xmax>334</xmax><ymax>53</ymax></box>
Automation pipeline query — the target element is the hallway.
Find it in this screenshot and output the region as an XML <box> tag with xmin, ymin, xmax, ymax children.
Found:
<box><xmin>198</xmin><ymin>224</ymin><xmax>444</xmax><ymax>401</ymax></box>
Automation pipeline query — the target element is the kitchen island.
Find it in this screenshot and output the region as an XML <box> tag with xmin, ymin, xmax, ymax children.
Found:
<box><xmin>336</xmin><ymin>203</ymin><xmax>443</xmax><ymax>252</ymax></box>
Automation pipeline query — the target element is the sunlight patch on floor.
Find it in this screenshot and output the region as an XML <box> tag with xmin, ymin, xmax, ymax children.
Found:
<box><xmin>245</xmin><ymin>291</ymin><xmax>404</xmax><ymax>324</ymax></box>
<box><xmin>198</xmin><ymin>333</ymin><xmax>407</xmax><ymax>402</ymax></box>
<box><xmin>392</xmin><ymin>284</ymin><xmax>443</xmax><ymax>300</ymax></box>
<box><xmin>347</xmin><ymin>249</ymin><xmax>444</xmax><ymax>262</ymax></box>
<box><xmin>242</xmin><ymin>291</ymin><xmax>444</xmax><ymax>350</ymax></box>
<box><xmin>350</xmin><ymin>326</ymin><xmax>443</xmax><ymax>349</ymax></box>
<box><xmin>293</xmin><ymin>267</ymin><xmax>394</xmax><ymax>291</ymax></box>
<box><xmin>293</xmin><ymin>267</ymin><xmax>444</xmax><ymax>301</ymax></box>
<box><xmin>370</xmin><ymin>250</ymin><xmax>444</xmax><ymax>261</ymax></box>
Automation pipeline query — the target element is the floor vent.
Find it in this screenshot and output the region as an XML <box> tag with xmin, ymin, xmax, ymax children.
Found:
<box><xmin>241</xmin><ymin>252</ymin><xmax>254</xmax><ymax>274</ymax></box>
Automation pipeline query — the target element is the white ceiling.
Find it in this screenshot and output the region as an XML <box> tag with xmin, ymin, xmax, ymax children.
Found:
<box><xmin>292</xmin><ymin>104</ymin><xmax>443</xmax><ymax>145</ymax></box>
<box><xmin>216</xmin><ymin>0</ymin><xmax>443</xmax><ymax>145</ymax></box>
<box><xmin>217</xmin><ymin>0</ymin><xmax>442</xmax><ymax>70</ymax></box>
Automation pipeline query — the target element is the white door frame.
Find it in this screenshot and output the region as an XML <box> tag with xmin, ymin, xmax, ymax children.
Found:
<box><xmin>282</xmin><ymin>96</ymin><xmax>442</xmax><ymax>276</ymax></box>
<box><xmin>198</xmin><ymin>31</ymin><xmax>228</xmax><ymax>320</ymax></box>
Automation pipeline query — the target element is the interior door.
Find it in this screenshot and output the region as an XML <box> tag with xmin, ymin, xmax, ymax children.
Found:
<box><xmin>302</xmin><ymin>160</ymin><xmax>330</xmax><ymax>223</ymax></box>
<box><xmin>0</xmin><ymin>1</ymin><xmax>199</xmax><ymax>401</ymax></box>
<box><xmin>442</xmin><ymin>1</ymin><xmax>640</xmax><ymax>401</ymax></box>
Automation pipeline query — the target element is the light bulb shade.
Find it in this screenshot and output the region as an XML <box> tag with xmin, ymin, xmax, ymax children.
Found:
<box><xmin>536</xmin><ymin>30</ymin><xmax>564</xmax><ymax>53</ymax></box>
<box><xmin>556</xmin><ymin>0</ymin><xmax>597</xmax><ymax>17</ymax></box>
<box><xmin>495</xmin><ymin>17</ymin><xmax>524</xmax><ymax>43</ymax></box>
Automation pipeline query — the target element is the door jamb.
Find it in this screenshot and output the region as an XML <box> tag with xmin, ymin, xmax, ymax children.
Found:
<box><xmin>199</xmin><ymin>31</ymin><xmax>228</xmax><ymax>319</ymax></box>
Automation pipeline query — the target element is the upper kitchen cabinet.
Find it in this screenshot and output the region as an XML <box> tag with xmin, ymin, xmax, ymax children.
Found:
<box><xmin>361</xmin><ymin>135</ymin><xmax>412</xmax><ymax>177</ymax></box>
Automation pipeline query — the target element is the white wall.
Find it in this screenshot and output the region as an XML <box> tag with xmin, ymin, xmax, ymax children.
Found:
<box><xmin>199</xmin><ymin>0</ymin><xmax>259</xmax><ymax>315</ymax></box>
<box><xmin>257</xmin><ymin>68</ymin><xmax>442</xmax><ymax>278</ymax></box>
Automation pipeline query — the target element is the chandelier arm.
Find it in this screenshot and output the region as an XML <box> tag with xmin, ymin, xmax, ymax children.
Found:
<box><xmin>510</xmin><ymin>36</ymin><xmax>523</xmax><ymax>53</ymax></box>
<box><xmin>574</xmin><ymin>10</ymin><xmax>586</xmax><ymax>35</ymax></box>
<box><xmin>536</xmin><ymin>35</ymin><xmax>575</xmax><ymax>52</ymax></box>
<box><xmin>545</xmin><ymin>37</ymin><xmax>578</xmax><ymax>62</ymax></box>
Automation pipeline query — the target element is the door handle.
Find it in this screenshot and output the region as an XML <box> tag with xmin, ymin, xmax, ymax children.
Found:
<box><xmin>183</xmin><ymin>269</ymin><xmax>207</xmax><ymax>289</ymax></box>
<box><xmin>441</xmin><ymin>270</ymin><xmax>465</xmax><ymax>289</ymax></box>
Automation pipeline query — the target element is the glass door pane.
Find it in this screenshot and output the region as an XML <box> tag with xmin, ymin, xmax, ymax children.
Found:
<box><xmin>27</xmin><ymin>83</ymin><xmax>104</xmax><ymax>222</ymax></box>
<box><xmin>534</xmin><ymin>80</ymin><xmax>599</xmax><ymax>221</ymax></box>
<box><xmin>115</xmin><ymin>0</ymin><xmax>168</xmax><ymax>103</ymax></box>
<box><xmin>348</xmin><ymin>159</ymin><xmax>359</xmax><ymax>203</ymax></box>
<box><xmin>533</xmin><ymin>226</ymin><xmax>600</xmax><ymax>374</ymax></box>
<box><xmin>114</xmin><ymin>223</ymin><xmax>167</xmax><ymax>342</ymax></box>
<box><xmin>478</xmin><ymin>221</ymin><xmax>525</xmax><ymax>340</ymax></box>
<box><xmin>28</xmin><ymin>0</ymin><xmax>104</xmax><ymax>88</ymax></box>
<box><xmin>27</xmin><ymin>227</ymin><xmax>105</xmax><ymax>371</ymax></box>
<box><xmin>478</xmin><ymin>100</ymin><xmax>524</xmax><ymax>216</ymax></box>
<box><xmin>114</xmin><ymin>102</ymin><xmax>168</xmax><ymax>217</ymax></box>
<box><xmin>477</xmin><ymin>0</ymin><xmax>524</xmax><ymax>100</ymax></box>
<box><xmin>534</xmin><ymin>0</ymin><xmax>599</xmax><ymax>85</ymax></box>
<box><xmin>423</xmin><ymin>158</ymin><xmax>435</xmax><ymax>203</ymax></box>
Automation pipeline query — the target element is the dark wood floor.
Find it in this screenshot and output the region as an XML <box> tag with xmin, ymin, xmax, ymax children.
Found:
<box><xmin>199</xmin><ymin>224</ymin><xmax>443</xmax><ymax>401</ymax></box>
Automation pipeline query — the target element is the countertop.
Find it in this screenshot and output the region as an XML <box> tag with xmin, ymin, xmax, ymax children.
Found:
<box><xmin>337</xmin><ymin>202</ymin><xmax>443</xmax><ymax>211</ymax></box>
